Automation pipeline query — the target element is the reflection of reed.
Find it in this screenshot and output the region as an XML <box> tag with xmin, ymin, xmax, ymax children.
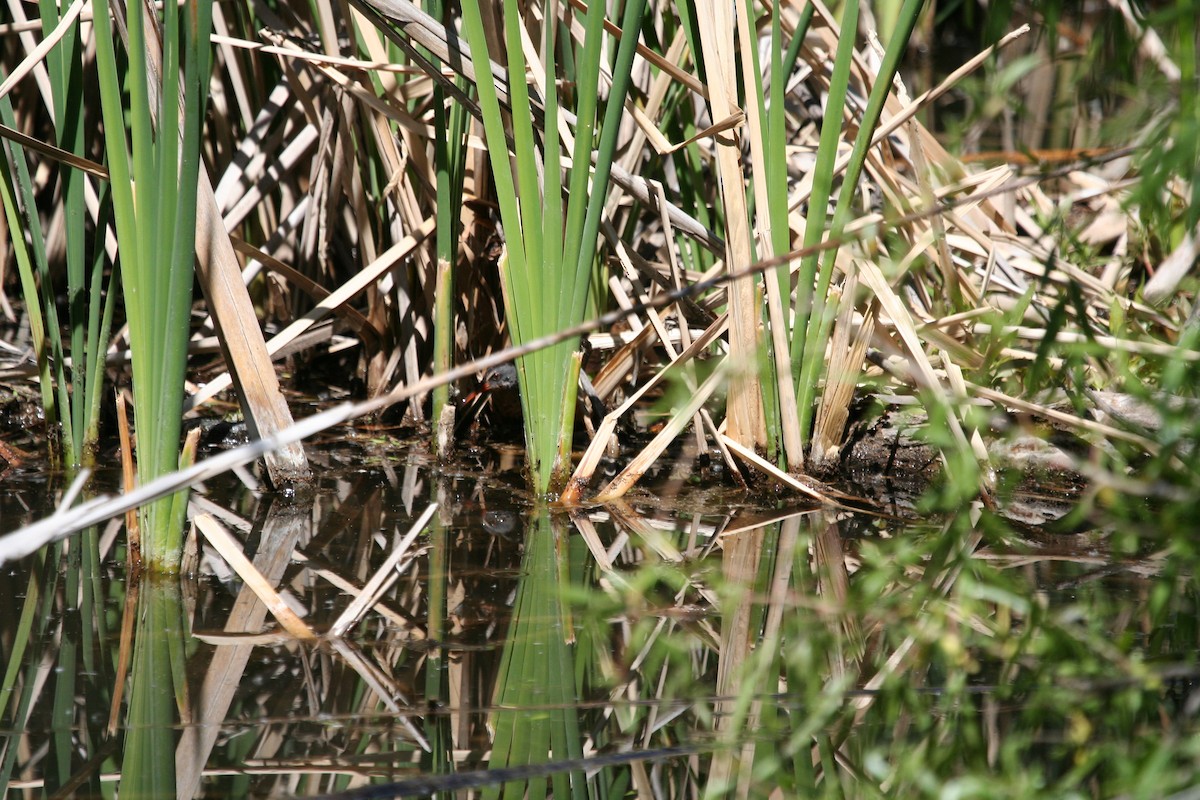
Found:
<box><xmin>483</xmin><ymin>514</ymin><xmax>585</xmax><ymax>799</ymax></box>
<box><xmin>709</xmin><ymin>523</ymin><xmax>767</xmax><ymax>793</ymax></box>
<box><xmin>177</xmin><ymin>496</ymin><xmax>312</xmax><ymax>797</ymax></box>
<box><xmin>179</xmin><ymin>480</ymin><xmax>443</xmax><ymax>795</ymax></box>
<box><xmin>8</xmin><ymin>446</ymin><xmax>1190</xmax><ymax>797</ymax></box>
<box><xmin>124</xmin><ymin>578</ymin><xmax>186</xmax><ymax>798</ymax></box>
<box><xmin>813</xmin><ymin>512</ymin><xmax>863</xmax><ymax>678</ymax></box>
<box><xmin>835</xmin><ymin>515</ymin><xmax>986</xmax><ymax>780</ymax></box>
<box><xmin>171</xmin><ymin>463</ymin><xmax>580</xmax><ymax>795</ymax></box>
<box><xmin>710</xmin><ymin>515</ymin><xmax>811</xmax><ymax>797</ymax></box>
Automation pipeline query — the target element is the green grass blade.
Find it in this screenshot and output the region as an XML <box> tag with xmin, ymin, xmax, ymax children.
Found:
<box><xmin>542</xmin><ymin>11</ymin><xmax>563</xmax><ymax>330</ymax></box>
<box><xmin>92</xmin><ymin>0</ymin><xmax>138</xmax><ymax>397</ymax></box>
<box><xmin>560</xmin><ymin>0</ymin><xmax>608</xmax><ymax>288</ymax></box>
<box><xmin>571</xmin><ymin>0</ymin><xmax>648</xmax><ymax>320</ymax></box>
<box><xmin>426</xmin><ymin>0</ymin><xmax>471</xmax><ymax>450</ymax></box>
<box><xmin>40</xmin><ymin>0</ymin><xmax>91</xmax><ymax>463</ymax></box>
<box><xmin>459</xmin><ymin>1</ymin><xmax>529</xmax><ymax>328</ymax></box>
<box><xmin>85</xmin><ymin>188</ymin><xmax>119</xmax><ymax>451</ymax></box>
<box><xmin>0</xmin><ymin>129</ymin><xmax>57</xmax><ymax>439</ymax></box>
<box><xmin>796</xmin><ymin>0</ymin><xmax>926</xmax><ymax>430</ymax></box>
<box><xmin>791</xmin><ymin>0</ymin><xmax>859</xmax><ymax>446</ymax></box>
<box><xmin>502</xmin><ymin>2</ymin><xmax>541</xmax><ymax>307</ymax></box>
<box><xmin>92</xmin><ymin>0</ymin><xmax>214</xmax><ymax>567</ymax></box>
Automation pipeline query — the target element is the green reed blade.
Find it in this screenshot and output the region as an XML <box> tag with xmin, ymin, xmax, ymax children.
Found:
<box><xmin>85</xmin><ymin>189</ymin><xmax>119</xmax><ymax>452</ymax></box>
<box><xmin>0</xmin><ymin>133</ymin><xmax>56</xmax><ymax>437</ymax></box>
<box><xmin>92</xmin><ymin>0</ymin><xmax>213</xmax><ymax>568</ymax></box>
<box><xmin>542</xmin><ymin>10</ymin><xmax>563</xmax><ymax>342</ymax></box>
<box><xmin>571</xmin><ymin>0</ymin><xmax>648</xmax><ymax>322</ymax></box>
<box><xmin>460</xmin><ymin>0</ymin><xmax>644</xmax><ymax>492</ymax></box>
<box><xmin>0</xmin><ymin>79</ymin><xmax>73</xmax><ymax>453</ymax></box>
<box><xmin>796</xmin><ymin>0</ymin><xmax>926</xmax><ymax>429</ymax></box>
<box><xmin>502</xmin><ymin>4</ymin><xmax>542</xmax><ymax>309</ymax></box>
<box><xmin>458</xmin><ymin>0</ymin><xmax>556</xmax><ymax>491</ymax></box>
<box><xmin>560</xmin><ymin>0</ymin><xmax>607</xmax><ymax>294</ymax></box>
<box><xmin>426</xmin><ymin>0</ymin><xmax>471</xmax><ymax>450</ymax></box>
<box><xmin>39</xmin><ymin>0</ymin><xmax>93</xmax><ymax>463</ymax></box>
<box><xmin>791</xmin><ymin>0</ymin><xmax>860</xmax><ymax>443</ymax></box>
<box><xmin>459</xmin><ymin>1</ymin><xmax>528</xmax><ymax>313</ymax></box>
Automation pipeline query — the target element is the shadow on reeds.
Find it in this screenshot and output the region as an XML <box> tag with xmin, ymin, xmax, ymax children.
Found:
<box><xmin>1</xmin><ymin>445</ymin><xmax>1198</xmax><ymax>797</ymax></box>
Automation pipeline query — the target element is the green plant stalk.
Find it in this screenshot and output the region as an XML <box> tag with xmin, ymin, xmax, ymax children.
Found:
<box><xmin>783</xmin><ymin>4</ymin><xmax>814</xmax><ymax>79</ymax></box>
<box><xmin>543</xmin><ymin>9</ymin><xmax>565</xmax><ymax>465</ymax></box>
<box><xmin>553</xmin><ymin>353</ymin><xmax>584</xmax><ymax>490</ymax></box>
<box><xmin>457</xmin><ymin>1</ymin><xmax>529</xmax><ymax>322</ymax></box>
<box><xmin>673</xmin><ymin>135</ymin><xmax>717</xmax><ymax>278</ymax></box>
<box><xmin>758</xmin><ymin>318</ymin><xmax>783</xmax><ymax>464</ymax></box>
<box><xmin>431</xmin><ymin>254</ymin><xmax>454</xmax><ymax>439</ymax></box>
<box><xmin>426</xmin><ymin>0</ymin><xmax>469</xmax><ymax>453</ymax></box>
<box><xmin>556</xmin><ymin>0</ymin><xmax>646</xmax><ymax>490</ymax></box>
<box><xmin>0</xmin><ymin>85</ymin><xmax>66</xmax><ymax>461</ymax></box>
<box><xmin>791</xmin><ymin>0</ymin><xmax>860</xmax><ymax>447</ymax></box>
<box><xmin>39</xmin><ymin>0</ymin><xmax>89</xmax><ymax>463</ymax></box>
<box><xmin>743</xmin><ymin>0</ymin><xmax>799</xmax><ymax>467</ymax></box>
<box><xmin>505</xmin><ymin>10</ymin><xmax>542</xmax><ymax>299</ymax></box>
<box><xmin>796</xmin><ymin>0</ymin><xmax>925</xmax><ymax>430</ymax></box>
<box><xmin>93</xmin><ymin>0</ymin><xmax>214</xmax><ymax>568</ymax></box>
<box><xmin>6</xmin><ymin>1</ymin><xmax>121</xmax><ymax>472</ymax></box>
<box><xmin>84</xmin><ymin>193</ymin><xmax>120</xmax><ymax>454</ymax></box>
<box><xmin>462</xmin><ymin>0</ymin><xmax>645</xmax><ymax>494</ymax></box>
<box><xmin>503</xmin><ymin>0</ymin><xmax>556</xmax><ymax>493</ymax></box>
<box><xmin>582</xmin><ymin>0</ymin><xmax>650</xmax><ymax>285</ymax></box>
<box><xmin>0</xmin><ymin>140</ymin><xmax>56</xmax><ymax>440</ymax></box>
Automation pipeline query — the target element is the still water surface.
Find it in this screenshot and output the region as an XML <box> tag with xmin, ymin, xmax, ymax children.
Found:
<box><xmin>0</xmin><ymin>436</ymin><xmax>1196</xmax><ymax>798</ymax></box>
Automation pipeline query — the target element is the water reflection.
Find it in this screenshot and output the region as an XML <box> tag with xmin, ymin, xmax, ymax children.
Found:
<box><xmin>0</xmin><ymin>446</ymin><xmax>1197</xmax><ymax>797</ymax></box>
<box><xmin>124</xmin><ymin>578</ymin><xmax>185</xmax><ymax>800</ymax></box>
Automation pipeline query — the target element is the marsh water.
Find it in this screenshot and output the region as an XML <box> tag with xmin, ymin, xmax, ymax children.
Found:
<box><xmin>1</xmin><ymin>432</ymin><xmax>1197</xmax><ymax>798</ymax></box>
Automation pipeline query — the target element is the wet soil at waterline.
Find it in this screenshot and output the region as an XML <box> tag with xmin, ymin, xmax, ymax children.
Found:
<box><xmin>0</xmin><ymin>382</ymin><xmax>1093</xmax><ymax>513</ymax></box>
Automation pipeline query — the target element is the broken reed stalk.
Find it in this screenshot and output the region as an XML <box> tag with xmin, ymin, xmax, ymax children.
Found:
<box><xmin>693</xmin><ymin>0</ymin><xmax>767</xmax><ymax>455</ymax></box>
